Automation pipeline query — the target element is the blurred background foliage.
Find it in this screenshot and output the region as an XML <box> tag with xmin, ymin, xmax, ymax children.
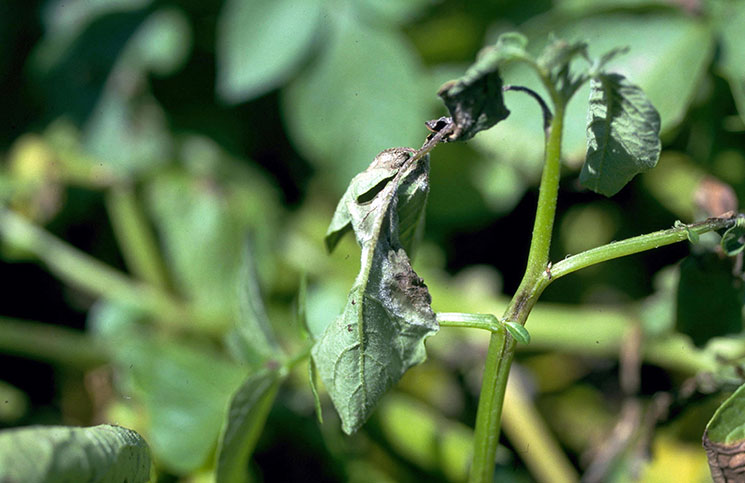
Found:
<box><xmin>1</xmin><ymin>0</ymin><xmax>745</xmax><ymax>481</ymax></box>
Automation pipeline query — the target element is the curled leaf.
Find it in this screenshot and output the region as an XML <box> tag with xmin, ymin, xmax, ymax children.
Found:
<box><xmin>314</xmin><ymin>148</ymin><xmax>438</xmax><ymax>434</ymax></box>
<box><xmin>581</xmin><ymin>73</ymin><xmax>661</xmax><ymax>196</ymax></box>
<box><xmin>721</xmin><ymin>217</ymin><xmax>745</xmax><ymax>256</ymax></box>
<box><xmin>436</xmin><ymin>33</ymin><xmax>525</xmax><ymax>141</ymax></box>
<box><xmin>704</xmin><ymin>383</ymin><xmax>745</xmax><ymax>482</ymax></box>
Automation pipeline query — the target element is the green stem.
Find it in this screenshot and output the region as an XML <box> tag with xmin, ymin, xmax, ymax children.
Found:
<box><xmin>105</xmin><ymin>184</ymin><xmax>170</xmax><ymax>289</ymax></box>
<box><xmin>437</xmin><ymin>312</ymin><xmax>503</xmax><ymax>333</ymax></box>
<box><xmin>0</xmin><ymin>207</ymin><xmax>212</xmax><ymax>332</ymax></box>
<box><xmin>546</xmin><ymin>216</ymin><xmax>736</xmax><ymax>283</ymax></box>
<box><xmin>469</xmin><ymin>103</ymin><xmax>566</xmax><ymax>483</ymax></box>
<box><xmin>0</xmin><ymin>316</ymin><xmax>108</xmax><ymax>370</ymax></box>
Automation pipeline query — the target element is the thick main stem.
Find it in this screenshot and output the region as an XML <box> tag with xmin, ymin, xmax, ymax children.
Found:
<box><xmin>469</xmin><ymin>104</ymin><xmax>565</xmax><ymax>482</ymax></box>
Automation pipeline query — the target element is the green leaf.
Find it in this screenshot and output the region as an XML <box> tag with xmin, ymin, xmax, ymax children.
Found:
<box><xmin>216</xmin><ymin>369</ymin><xmax>284</xmax><ymax>483</ymax></box>
<box><xmin>437</xmin><ymin>33</ymin><xmax>522</xmax><ymax>141</ymax></box>
<box><xmin>580</xmin><ymin>73</ymin><xmax>661</xmax><ymax>196</ymax></box>
<box><xmin>282</xmin><ymin>10</ymin><xmax>433</xmax><ymax>188</ymax></box>
<box><xmin>90</xmin><ymin>303</ymin><xmax>246</xmax><ymax>474</ymax></box>
<box><xmin>231</xmin><ymin>240</ymin><xmax>283</xmax><ymax>364</ymax></box>
<box><xmin>704</xmin><ymin>383</ymin><xmax>745</xmax><ymax>482</ymax></box>
<box><xmin>472</xmin><ymin>12</ymin><xmax>713</xmax><ymax>199</ymax></box>
<box><xmin>353</xmin><ymin>0</ymin><xmax>432</xmax><ymax>24</ymax></box>
<box><xmin>145</xmin><ymin>165</ymin><xmax>279</xmax><ymax>329</ymax></box>
<box><xmin>216</xmin><ymin>0</ymin><xmax>323</xmax><ymax>103</ymax></box>
<box><xmin>676</xmin><ymin>253</ymin><xmax>743</xmax><ymax>348</ymax></box>
<box><xmin>722</xmin><ymin>217</ymin><xmax>745</xmax><ymax>256</ymax></box>
<box><xmin>714</xmin><ymin>1</ymin><xmax>745</xmax><ymax>122</ymax></box>
<box><xmin>325</xmin><ymin>148</ymin><xmax>429</xmax><ymax>256</ymax></box>
<box><xmin>537</xmin><ymin>36</ymin><xmax>588</xmax><ymax>74</ymax></box>
<box><xmin>313</xmin><ymin>150</ymin><xmax>439</xmax><ymax>434</ymax></box>
<box><xmin>0</xmin><ymin>424</ymin><xmax>151</xmax><ymax>483</ymax></box>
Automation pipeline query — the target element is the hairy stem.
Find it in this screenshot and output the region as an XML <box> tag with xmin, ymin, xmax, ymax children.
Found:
<box><xmin>469</xmin><ymin>103</ymin><xmax>566</xmax><ymax>482</ymax></box>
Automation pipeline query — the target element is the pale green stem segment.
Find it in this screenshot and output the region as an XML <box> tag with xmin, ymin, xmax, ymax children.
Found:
<box><xmin>437</xmin><ymin>312</ymin><xmax>504</xmax><ymax>333</ymax></box>
<box><xmin>502</xmin><ymin>370</ymin><xmax>579</xmax><ymax>483</ymax></box>
<box><xmin>105</xmin><ymin>184</ymin><xmax>170</xmax><ymax>289</ymax></box>
<box><xmin>0</xmin><ymin>207</ymin><xmax>215</xmax><ymax>332</ymax></box>
<box><xmin>0</xmin><ymin>316</ymin><xmax>108</xmax><ymax>370</ymax></box>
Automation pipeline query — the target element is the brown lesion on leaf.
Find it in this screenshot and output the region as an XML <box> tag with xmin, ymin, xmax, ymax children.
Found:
<box><xmin>391</xmin><ymin>261</ymin><xmax>432</xmax><ymax>313</ymax></box>
<box><xmin>703</xmin><ymin>430</ymin><xmax>745</xmax><ymax>482</ymax></box>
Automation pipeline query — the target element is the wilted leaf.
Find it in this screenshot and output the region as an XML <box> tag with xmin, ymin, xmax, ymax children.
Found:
<box><xmin>437</xmin><ymin>33</ymin><xmax>522</xmax><ymax>141</ymax></box>
<box><xmin>313</xmin><ymin>149</ymin><xmax>439</xmax><ymax>434</ymax></box>
<box><xmin>721</xmin><ymin>218</ymin><xmax>745</xmax><ymax>256</ymax></box>
<box><xmin>581</xmin><ymin>73</ymin><xmax>661</xmax><ymax>196</ymax></box>
<box><xmin>0</xmin><ymin>424</ymin><xmax>151</xmax><ymax>483</ymax></box>
<box><xmin>216</xmin><ymin>369</ymin><xmax>284</xmax><ymax>483</ymax></box>
<box><xmin>676</xmin><ymin>253</ymin><xmax>743</xmax><ymax>347</ymax></box>
<box><xmin>325</xmin><ymin>148</ymin><xmax>428</xmax><ymax>256</ymax></box>
<box><xmin>216</xmin><ymin>0</ymin><xmax>323</xmax><ymax>103</ymax></box>
<box><xmin>704</xmin><ymin>383</ymin><xmax>745</xmax><ymax>482</ymax></box>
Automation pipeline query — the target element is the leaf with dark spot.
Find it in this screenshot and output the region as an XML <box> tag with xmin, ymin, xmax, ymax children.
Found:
<box><xmin>436</xmin><ymin>33</ymin><xmax>527</xmax><ymax>141</ymax></box>
<box><xmin>314</xmin><ymin>148</ymin><xmax>438</xmax><ymax>434</ymax></box>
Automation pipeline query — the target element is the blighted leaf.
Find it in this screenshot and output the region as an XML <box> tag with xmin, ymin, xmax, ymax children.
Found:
<box><xmin>721</xmin><ymin>217</ymin><xmax>745</xmax><ymax>256</ymax></box>
<box><xmin>437</xmin><ymin>33</ymin><xmax>523</xmax><ymax>141</ymax></box>
<box><xmin>313</xmin><ymin>150</ymin><xmax>438</xmax><ymax>434</ymax></box>
<box><xmin>704</xmin><ymin>383</ymin><xmax>745</xmax><ymax>482</ymax></box>
<box><xmin>581</xmin><ymin>73</ymin><xmax>661</xmax><ymax>196</ymax></box>
<box><xmin>0</xmin><ymin>424</ymin><xmax>150</xmax><ymax>483</ymax></box>
<box><xmin>325</xmin><ymin>148</ymin><xmax>428</xmax><ymax>256</ymax></box>
<box><xmin>676</xmin><ymin>253</ymin><xmax>743</xmax><ymax>347</ymax></box>
<box><xmin>216</xmin><ymin>369</ymin><xmax>284</xmax><ymax>483</ymax></box>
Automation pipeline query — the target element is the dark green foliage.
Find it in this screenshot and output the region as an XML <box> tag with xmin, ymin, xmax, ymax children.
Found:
<box><xmin>676</xmin><ymin>254</ymin><xmax>743</xmax><ymax>347</ymax></box>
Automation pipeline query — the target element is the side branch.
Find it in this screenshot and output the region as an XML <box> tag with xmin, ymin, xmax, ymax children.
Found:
<box><xmin>546</xmin><ymin>215</ymin><xmax>740</xmax><ymax>284</ymax></box>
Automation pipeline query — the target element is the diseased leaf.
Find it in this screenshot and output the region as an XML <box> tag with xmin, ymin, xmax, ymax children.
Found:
<box><xmin>676</xmin><ymin>253</ymin><xmax>743</xmax><ymax>348</ymax></box>
<box><xmin>437</xmin><ymin>33</ymin><xmax>521</xmax><ymax>141</ymax></box>
<box><xmin>0</xmin><ymin>424</ymin><xmax>151</xmax><ymax>483</ymax></box>
<box><xmin>721</xmin><ymin>217</ymin><xmax>745</xmax><ymax>256</ymax></box>
<box><xmin>325</xmin><ymin>148</ymin><xmax>428</xmax><ymax>256</ymax></box>
<box><xmin>216</xmin><ymin>369</ymin><xmax>284</xmax><ymax>483</ymax></box>
<box><xmin>313</xmin><ymin>148</ymin><xmax>439</xmax><ymax>434</ymax></box>
<box><xmin>581</xmin><ymin>73</ymin><xmax>661</xmax><ymax>196</ymax></box>
<box><xmin>704</xmin><ymin>383</ymin><xmax>745</xmax><ymax>482</ymax></box>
